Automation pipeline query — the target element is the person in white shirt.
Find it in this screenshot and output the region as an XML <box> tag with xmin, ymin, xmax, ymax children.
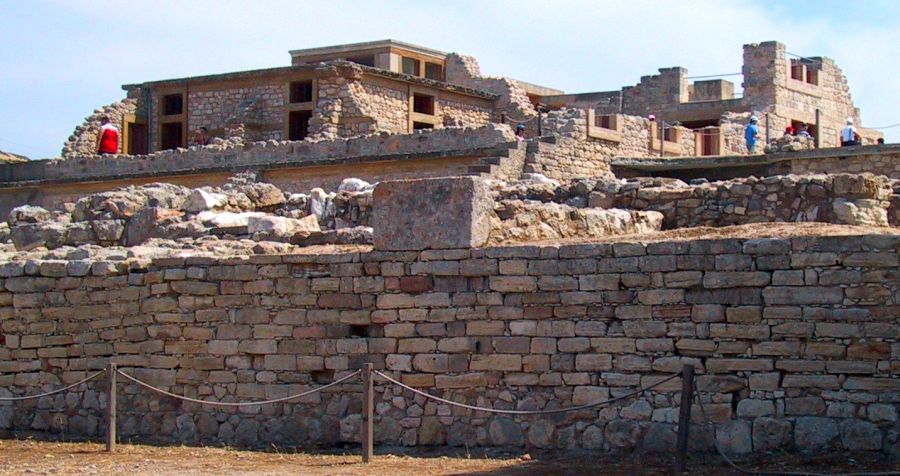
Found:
<box><xmin>841</xmin><ymin>118</ymin><xmax>861</xmax><ymax>147</ymax></box>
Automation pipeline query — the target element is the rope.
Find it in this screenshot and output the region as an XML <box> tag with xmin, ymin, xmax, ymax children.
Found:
<box><xmin>864</xmin><ymin>122</ymin><xmax>900</xmax><ymax>130</ymax></box>
<box><xmin>693</xmin><ymin>388</ymin><xmax>900</xmax><ymax>476</ymax></box>
<box><xmin>686</xmin><ymin>73</ymin><xmax>743</xmax><ymax>79</ymax></box>
<box><xmin>117</xmin><ymin>369</ymin><xmax>360</xmax><ymax>407</ymax></box>
<box><xmin>0</xmin><ymin>370</ymin><xmax>105</xmax><ymax>401</ymax></box>
<box><xmin>374</xmin><ymin>370</ymin><xmax>678</xmax><ymax>415</ymax></box>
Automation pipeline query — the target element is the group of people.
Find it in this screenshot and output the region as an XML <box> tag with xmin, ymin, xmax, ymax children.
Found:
<box><xmin>94</xmin><ymin>118</ymin><xmax>212</xmax><ymax>155</ymax></box>
<box><xmin>744</xmin><ymin>115</ymin><xmax>870</xmax><ymax>154</ymax></box>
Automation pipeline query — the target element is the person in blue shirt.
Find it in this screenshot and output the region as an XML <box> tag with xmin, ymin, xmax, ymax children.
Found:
<box><xmin>745</xmin><ymin>115</ymin><xmax>760</xmax><ymax>154</ymax></box>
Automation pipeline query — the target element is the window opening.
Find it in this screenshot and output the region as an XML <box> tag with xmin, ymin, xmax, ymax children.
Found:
<box><xmin>162</xmin><ymin>94</ymin><xmax>183</xmax><ymax>116</ymax></box>
<box><xmin>402</xmin><ymin>57</ymin><xmax>420</xmax><ymax>76</ymax></box>
<box><xmin>288</xmin><ymin>110</ymin><xmax>312</xmax><ymax>141</ymax></box>
<box><xmin>290</xmin><ymin>80</ymin><xmax>314</xmax><ymax>103</ymax></box>
<box><xmin>413</xmin><ymin>93</ymin><xmax>435</xmax><ymax>115</ymax></box>
<box><xmin>160</xmin><ymin>122</ymin><xmax>183</xmax><ymax>150</ymax></box>
<box><xmin>424</xmin><ymin>62</ymin><xmax>444</xmax><ymax>81</ymax></box>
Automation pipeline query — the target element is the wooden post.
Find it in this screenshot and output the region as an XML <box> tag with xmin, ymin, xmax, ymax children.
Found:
<box><xmin>815</xmin><ymin>108</ymin><xmax>821</xmax><ymax>149</ymax></box>
<box><xmin>105</xmin><ymin>362</ymin><xmax>117</xmax><ymax>452</ymax></box>
<box><xmin>659</xmin><ymin>118</ymin><xmax>665</xmax><ymax>157</ymax></box>
<box><xmin>765</xmin><ymin>113</ymin><xmax>771</xmax><ymax>144</ymax></box>
<box><xmin>674</xmin><ymin>364</ymin><xmax>695</xmax><ymax>473</ymax></box>
<box><xmin>361</xmin><ymin>363</ymin><xmax>374</xmax><ymax>464</ymax></box>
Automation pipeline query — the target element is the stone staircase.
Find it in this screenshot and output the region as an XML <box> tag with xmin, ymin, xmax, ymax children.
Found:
<box><xmin>465</xmin><ymin>136</ymin><xmax>559</xmax><ymax>180</ymax></box>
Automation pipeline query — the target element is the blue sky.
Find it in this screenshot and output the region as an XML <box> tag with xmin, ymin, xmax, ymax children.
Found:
<box><xmin>1</xmin><ymin>0</ymin><xmax>898</xmax><ymax>159</ymax></box>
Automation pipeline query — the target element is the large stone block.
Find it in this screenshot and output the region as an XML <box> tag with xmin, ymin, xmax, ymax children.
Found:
<box><xmin>372</xmin><ymin>177</ymin><xmax>493</xmax><ymax>250</ymax></box>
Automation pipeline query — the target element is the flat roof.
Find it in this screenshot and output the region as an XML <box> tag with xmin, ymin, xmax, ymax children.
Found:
<box><xmin>289</xmin><ymin>39</ymin><xmax>447</xmax><ymax>59</ymax></box>
<box><xmin>122</xmin><ymin>61</ymin><xmax>497</xmax><ymax>100</ymax></box>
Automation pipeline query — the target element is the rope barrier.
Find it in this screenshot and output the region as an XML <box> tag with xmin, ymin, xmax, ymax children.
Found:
<box><xmin>0</xmin><ymin>370</ymin><xmax>105</xmax><ymax>401</ymax></box>
<box><xmin>686</xmin><ymin>73</ymin><xmax>743</xmax><ymax>79</ymax></box>
<box><xmin>374</xmin><ymin>370</ymin><xmax>678</xmax><ymax>415</ymax></box>
<box><xmin>117</xmin><ymin>369</ymin><xmax>361</xmax><ymax>407</ymax></box>
<box><xmin>694</xmin><ymin>388</ymin><xmax>900</xmax><ymax>476</ymax></box>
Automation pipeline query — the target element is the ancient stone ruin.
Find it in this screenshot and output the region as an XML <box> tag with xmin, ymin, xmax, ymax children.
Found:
<box><xmin>0</xmin><ymin>39</ymin><xmax>897</xmax><ymax>460</ymax></box>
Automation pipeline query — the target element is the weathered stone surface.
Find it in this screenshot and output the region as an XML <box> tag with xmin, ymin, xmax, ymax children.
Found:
<box><xmin>489</xmin><ymin>418</ymin><xmax>524</xmax><ymax>446</ymax></box>
<box><xmin>794</xmin><ymin>417</ymin><xmax>839</xmax><ymax>451</ymax></box>
<box><xmin>373</xmin><ymin>176</ymin><xmax>493</xmax><ymax>250</ymax></box>
<box><xmin>752</xmin><ymin>417</ymin><xmax>792</xmax><ymax>452</ymax></box>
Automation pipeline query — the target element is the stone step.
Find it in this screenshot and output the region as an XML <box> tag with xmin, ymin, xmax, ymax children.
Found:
<box><xmin>467</xmin><ymin>164</ymin><xmax>499</xmax><ymax>174</ymax></box>
<box><xmin>481</xmin><ymin>157</ymin><xmax>504</xmax><ymax>165</ymax></box>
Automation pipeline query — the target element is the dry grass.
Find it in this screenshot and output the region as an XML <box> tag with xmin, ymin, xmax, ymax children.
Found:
<box><xmin>0</xmin><ymin>439</ymin><xmax>896</xmax><ymax>476</ymax></box>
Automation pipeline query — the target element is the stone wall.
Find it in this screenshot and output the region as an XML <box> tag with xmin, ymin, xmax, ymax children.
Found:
<box><xmin>445</xmin><ymin>53</ymin><xmax>536</xmax><ymax>123</ymax></box>
<box><xmin>791</xmin><ymin>152</ymin><xmax>900</xmax><ymax>178</ymax></box>
<box><xmin>503</xmin><ymin>173</ymin><xmax>893</xmax><ymax>230</ymax></box>
<box><xmin>186</xmin><ymin>83</ymin><xmax>286</xmax><ymax>143</ymax></box>
<box><xmin>0</xmin><ymin>124</ymin><xmax>517</xmax><ymax>217</ymax></box>
<box><xmin>531</xmin><ymin>109</ymin><xmax>693</xmax><ymax>181</ymax></box>
<box><xmin>0</xmin><ymin>234</ymin><xmax>897</xmax><ymax>454</ymax></box>
<box><xmin>62</xmin><ymin>99</ymin><xmax>138</xmax><ymax>158</ymax></box>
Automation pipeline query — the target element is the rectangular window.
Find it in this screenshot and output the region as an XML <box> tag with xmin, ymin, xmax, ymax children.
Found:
<box><xmin>127</xmin><ymin>123</ymin><xmax>148</xmax><ymax>155</ymax></box>
<box><xmin>412</xmin><ymin>94</ymin><xmax>435</xmax><ymax>115</ymax></box>
<box><xmin>160</xmin><ymin>122</ymin><xmax>183</xmax><ymax>150</ymax></box>
<box><xmin>402</xmin><ymin>57</ymin><xmax>420</xmax><ymax>76</ymax></box>
<box><xmin>805</xmin><ymin>69</ymin><xmax>818</xmax><ymax>85</ymax></box>
<box><xmin>424</xmin><ymin>62</ymin><xmax>444</xmax><ymax>81</ymax></box>
<box><xmin>412</xmin><ymin>121</ymin><xmax>434</xmax><ymax>130</ymax></box>
<box><xmin>595</xmin><ymin>114</ymin><xmax>616</xmax><ymax>130</ymax></box>
<box><xmin>663</xmin><ymin>127</ymin><xmax>678</xmax><ymax>143</ymax></box>
<box><xmin>790</xmin><ymin>64</ymin><xmax>804</xmax><ymax>81</ymax></box>
<box><xmin>162</xmin><ymin>94</ymin><xmax>183</xmax><ymax>116</ymax></box>
<box><xmin>288</xmin><ymin>110</ymin><xmax>312</xmax><ymax>141</ymax></box>
<box><xmin>289</xmin><ymin>81</ymin><xmax>314</xmax><ymax>103</ymax></box>
<box><xmin>346</xmin><ymin>56</ymin><xmax>375</xmax><ymax>67</ymax></box>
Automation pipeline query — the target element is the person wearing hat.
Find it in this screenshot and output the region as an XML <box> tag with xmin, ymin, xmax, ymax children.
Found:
<box><xmin>515</xmin><ymin>124</ymin><xmax>526</xmax><ymax>140</ymax></box>
<box><xmin>841</xmin><ymin>118</ymin><xmax>861</xmax><ymax>146</ymax></box>
<box><xmin>745</xmin><ymin>115</ymin><xmax>760</xmax><ymax>154</ymax></box>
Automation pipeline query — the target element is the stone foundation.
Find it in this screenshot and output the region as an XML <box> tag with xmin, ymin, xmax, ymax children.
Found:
<box><xmin>0</xmin><ymin>233</ymin><xmax>897</xmax><ymax>454</ymax></box>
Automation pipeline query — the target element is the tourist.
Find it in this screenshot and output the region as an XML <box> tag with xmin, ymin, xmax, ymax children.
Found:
<box><xmin>783</xmin><ymin>126</ymin><xmax>795</xmax><ymax>137</ymax></box>
<box><xmin>745</xmin><ymin>115</ymin><xmax>760</xmax><ymax>154</ymax></box>
<box><xmin>796</xmin><ymin>123</ymin><xmax>811</xmax><ymax>138</ymax></box>
<box><xmin>193</xmin><ymin>127</ymin><xmax>211</xmax><ymax>146</ymax></box>
<box><xmin>877</xmin><ymin>138</ymin><xmax>884</xmax><ymax>145</ymax></box>
<box><xmin>96</xmin><ymin>116</ymin><xmax>119</xmax><ymax>155</ymax></box>
<box><xmin>515</xmin><ymin>124</ymin><xmax>526</xmax><ymax>140</ymax></box>
<box><xmin>841</xmin><ymin>118</ymin><xmax>861</xmax><ymax>146</ymax></box>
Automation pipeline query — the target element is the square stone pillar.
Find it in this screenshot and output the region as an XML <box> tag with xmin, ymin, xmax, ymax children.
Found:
<box><xmin>372</xmin><ymin>176</ymin><xmax>493</xmax><ymax>250</ymax></box>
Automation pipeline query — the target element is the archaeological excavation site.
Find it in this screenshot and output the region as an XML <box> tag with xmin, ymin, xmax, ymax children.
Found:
<box><xmin>0</xmin><ymin>39</ymin><xmax>897</xmax><ymax>463</ymax></box>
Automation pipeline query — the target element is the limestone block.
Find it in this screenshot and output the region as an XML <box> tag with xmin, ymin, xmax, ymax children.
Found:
<box><xmin>372</xmin><ymin>177</ymin><xmax>493</xmax><ymax>251</ymax></box>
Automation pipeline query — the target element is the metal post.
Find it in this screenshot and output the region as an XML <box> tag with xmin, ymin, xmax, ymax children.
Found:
<box><xmin>659</xmin><ymin>118</ymin><xmax>665</xmax><ymax>157</ymax></box>
<box><xmin>105</xmin><ymin>362</ymin><xmax>117</xmax><ymax>452</ymax></box>
<box><xmin>815</xmin><ymin>108</ymin><xmax>821</xmax><ymax>149</ymax></box>
<box><xmin>361</xmin><ymin>363</ymin><xmax>374</xmax><ymax>464</ymax></box>
<box><xmin>674</xmin><ymin>364</ymin><xmax>695</xmax><ymax>473</ymax></box>
<box><xmin>765</xmin><ymin>113</ymin><xmax>771</xmax><ymax>144</ymax></box>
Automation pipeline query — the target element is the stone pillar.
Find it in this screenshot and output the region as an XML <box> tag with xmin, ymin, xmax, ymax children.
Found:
<box><xmin>372</xmin><ymin>176</ymin><xmax>493</xmax><ymax>250</ymax></box>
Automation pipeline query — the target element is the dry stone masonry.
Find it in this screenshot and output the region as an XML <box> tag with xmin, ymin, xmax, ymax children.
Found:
<box><xmin>0</xmin><ymin>232</ymin><xmax>896</xmax><ymax>454</ymax></box>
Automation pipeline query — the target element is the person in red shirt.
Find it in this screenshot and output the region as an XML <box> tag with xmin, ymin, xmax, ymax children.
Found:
<box><xmin>96</xmin><ymin>116</ymin><xmax>119</xmax><ymax>155</ymax></box>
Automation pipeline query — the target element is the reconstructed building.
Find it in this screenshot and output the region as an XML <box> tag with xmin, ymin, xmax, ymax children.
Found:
<box><xmin>61</xmin><ymin>39</ymin><xmax>881</xmax><ymax>160</ymax></box>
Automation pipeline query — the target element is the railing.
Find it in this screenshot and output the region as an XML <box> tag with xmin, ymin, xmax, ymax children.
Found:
<box><xmin>3</xmin><ymin>362</ymin><xmax>892</xmax><ymax>475</ymax></box>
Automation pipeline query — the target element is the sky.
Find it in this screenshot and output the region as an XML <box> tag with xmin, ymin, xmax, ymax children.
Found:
<box><xmin>1</xmin><ymin>0</ymin><xmax>898</xmax><ymax>159</ymax></box>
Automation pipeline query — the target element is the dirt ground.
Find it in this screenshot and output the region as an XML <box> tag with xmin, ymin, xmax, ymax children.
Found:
<box><xmin>0</xmin><ymin>439</ymin><xmax>896</xmax><ymax>476</ymax></box>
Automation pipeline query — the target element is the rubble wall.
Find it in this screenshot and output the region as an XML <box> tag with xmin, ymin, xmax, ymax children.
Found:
<box><xmin>0</xmin><ymin>235</ymin><xmax>897</xmax><ymax>454</ymax></box>
<box><xmin>185</xmin><ymin>82</ymin><xmax>286</xmax><ymax>144</ymax></box>
<box><xmin>61</xmin><ymin>99</ymin><xmax>138</xmax><ymax>158</ymax></box>
<box><xmin>0</xmin><ymin>125</ymin><xmax>516</xmax><ymax>217</ymax></box>
<box><xmin>791</xmin><ymin>152</ymin><xmax>900</xmax><ymax>178</ymax></box>
<box><xmin>534</xmin><ymin>110</ymin><xmax>693</xmax><ymax>181</ymax></box>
